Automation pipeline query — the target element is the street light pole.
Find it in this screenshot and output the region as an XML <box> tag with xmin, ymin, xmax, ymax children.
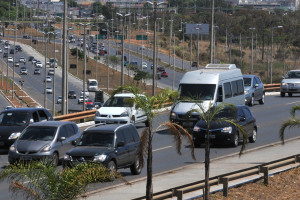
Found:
<box><xmin>62</xmin><ymin>0</ymin><xmax>68</xmax><ymax>114</ymax></box>
<box><xmin>249</xmin><ymin>27</ymin><xmax>255</xmax><ymax>74</ymax></box>
<box><xmin>271</xmin><ymin>25</ymin><xmax>283</xmax><ymax>84</ymax></box>
<box><xmin>169</xmin><ymin>16</ymin><xmax>173</xmax><ymax>66</ymax></box>
<box><xmin>180</xmin><ymin>21</ymin><xmax>185</xmax><ymax>70</ymax></box>
<box><xmin>196</xmin><ymin>24</ymin><xmax>201</xmax><ymax>68</ymax></box>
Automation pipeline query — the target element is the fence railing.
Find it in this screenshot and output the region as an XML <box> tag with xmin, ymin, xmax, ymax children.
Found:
<box><xmin>264</xmin><ymin>83</ymin><xmax>280</xmax><ymax>91</ymax></box>
<box><xmin>134</xmin><ymin>155</ymin><xmax>300</xmax><ymax>200</ymax></box>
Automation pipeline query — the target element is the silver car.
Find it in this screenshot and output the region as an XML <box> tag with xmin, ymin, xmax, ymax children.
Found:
<box><xmin>280</xmin><ymin>70</ymin><xmax>300</xmax><ymax>97</ymax></box>
<box><xmin>8</xmin><ymin>121</ymin><xmax>81</xmax><ymax>165</ymax></box>
<box><xmin>243</xmin><ymin>75</ymin><xmax>265</xmax><ymax>106</ymax></box>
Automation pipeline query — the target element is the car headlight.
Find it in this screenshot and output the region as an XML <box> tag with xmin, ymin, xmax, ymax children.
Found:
<box><xmin>93</xmin><ymin>154</ymin><xmax>107</xmax><ymax>162</ymax></box>
<box><xmin>8</xmin><ymin>132</ymin><xmax>21</xmax><ymax>140</ymax></box>
<box><xmin>95</xmin><ymin>111</ymin><xmax>100</xmax><ymax>117</ymax></box>
<box><xmin>64</xmin><ymin>154</ymin><xmax>71</xmax><ymax>161</ymax></box>
<box><xmin>170</xmin><ymin>112</ymin><xmax>176</xmax><ymax>119</ymax></box>
<box><xmin>281</xmin><ymin>82</ymin><xmax>287</xmax><ymax>86</ymax></box>
<box><xmin>9</xmin><ymin>145</ymin><xmax>16</xmax><ymax>152</ymax></box>
<box><xmin>41</xmin><ymin>145</ymin><xmax>51</xmax><ymax>152</ymax></box>
<box><xmin>120</xmin><ymin>112</ymin><xmax>129</xmax><ymax>117</ymax></box>
<box><xmin>193</xmin><ymin>125</ymin><xmax>201</xmax><ymax>132</ymax></box>
<box><xmin>244</xmin><ymin>90</ymin><xmax>249</xmax><ymax>95</ymax></box>
<box><xmin>221</xmin><ymin>127</ymin><xmax>232</xmax><ymax>133</ymax></box>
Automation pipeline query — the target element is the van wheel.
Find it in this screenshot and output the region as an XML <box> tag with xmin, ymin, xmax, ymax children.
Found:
<box><xmin>249</xmin><ymin>129</ymin><xmax>257</xmax><ymax>143</ymax></box>
<box><xmin>232</xmin><ymin>133</ymin><xmax>239</xmax><ymax>147</ymax></box>
<box><xmin>281</xmin><ymin>92</ymin><xmax>285</xmax><ymax>97</ymax></box>
<box><xmin>288</xmin><ymin>93</ymin><xmax>293</xmax><ymax>97</ymax></box>
<box><xmin>248</xmin><ymin>96</ymin><xmax>254</xmax><ymax>107</ymax></box>
<box><xmin>259</xmin><ymin>94</ymin><xmax>265</xmax><ymax>104</ymax></box>
<box><xmin>130</xmin><ymin>117</ymin><xmax>135</xmax><ymax>125</ymax></box>
<box><xmin>130</xmin><ymin>157</ymin><xmax>142</xmax><ymax>175</ymax></box>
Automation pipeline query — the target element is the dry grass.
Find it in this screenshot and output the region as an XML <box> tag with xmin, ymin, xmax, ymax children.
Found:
<box><xmin>199</xmin><ymin>166</ymin><xmax>300</xmax><ymax>200</ymax></box>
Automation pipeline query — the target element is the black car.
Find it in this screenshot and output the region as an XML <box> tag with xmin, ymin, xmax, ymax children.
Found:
<box><xmin>3</xmin><ymin>52</ymin><xmax>8</xmax><ymax>58</ymax></box>
<box><xmin>192</xmin><ymin>61</ymin><xmax>198</xmax><ymax>67</ymax></box>
<box><xmin>0</xmin><ymin>108</ymin><xmax>53</xmax><ymax>149</ymax></box>
<box><xmin>15</xmin><ymin>45</ymin><xmax>22</xmax><ymax>52</ymax></box>
<box><xmin>28</xmin><ymin>56</ymin><xmax>34</xmax><ymax>61</ymax></box>
<box><xmin>192</xmin><ymin>105</ymin><xmax>257</xmax><ymax>147</ymax></box>
<box><xmin>63</xmin><ymin>124</ymin><xmax>142</xmax><ymax>175</ymax></box>
<box><xmin>9</xmin><ymin>49</ymin><xmax>14</xmax><ymax>54</ymax></box>
<box><xmin>68</xmin><ymin>90</ymin><xmax>77</xmax><ymax>99</ymax></box>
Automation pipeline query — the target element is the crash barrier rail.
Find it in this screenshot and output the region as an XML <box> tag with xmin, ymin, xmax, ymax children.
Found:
<box><xmin>134</xmin><ymin>154</ymin><xmax>300</xmax><ymax>200</ymax></box>
<box><xmin>264</xmin><ymin>83</ymin><xmax>280</xmax><ymax>91</ymax></box>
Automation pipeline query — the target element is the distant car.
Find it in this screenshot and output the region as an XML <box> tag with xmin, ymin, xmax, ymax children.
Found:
<box><xmin>45</xmin><ymin>76</ymin><xmax>52</xmax><ymax>82</ymax></box>
<box><xmin>140</xmin><ymin>45</ymin><xmax>145</xmax><ymax>50</ymax></box>
<box><xmin>23</xmin><ymin>34</ymin><xmax>31</xmax><ymax>39</ymax></box>
<box><xmin>243</xmin><ymin>75</ymin><xmax>265</xmax><ymax>106</ymax></box>
<box><xmin>161</xmin><ymin>71</ymin><xmax>168</xmax><ymax>77</ymax></box>
<box><xmin>15</xmin><ymin>45</ymin><xmax>22</xmax><ymax>52</ymax></box>
<box><xmin>28</xmin><ymin>56</ymin><xmax>34</xmax><ymax>61</ymax></box>
<box><xmin>0</xmin><ymin>107</ymin><xmax>53</xmax><ymax>149</ymax></box>
<box><xmin>3</xmin><ymin>52</ymin><xmax>8</xmax><ymax>58</ymax></box>
<box><xmin>34</xmin><ymin>68</ymin><xmax>41</xmax><ymax>75</ymax></box>
<box><xmin>48</xmin><ymin>69</ymin><xmax>55</xmax><ymax>75</ymax></box>
<box><xmin>8</xmin><ymin>57</ymin><xmax>13</xmax><ymax>62</ymax></box>
<box><xmin>68</xmin><ymin>90</ymin><xmax>77</xmax><ymax>99</ymax></box>
<box><xmin>9</xmin><ymin>49</ymin><xmax>14</xmax><ymax>54</ymax></box>
<box><xmin>46</xmin><ymin>87</ymin><xmax>53</xmax><ymax>94</ymax></box>
<box><xmin>36</xmin><ymin>61</ymin><xmax>43</xmax><ymax>68</ymax></box>
<box><xmin>57</xmin><ymin>96</ymin><xmax>62</xmax><ymax>104</ymax></box>
<box><xmin>4</xmin><ymin>45</ymin><xmax>9</xmax><ymax>49</ymax></box>
<box><xmin>99</xmin><ymin>50</ymin><xmax>105</xmax><ymax>56</ymax></box>
<box><xmin>78</xmin><ymin>95</ymin><xmax>88</xmax><ymax>104</ymax></box>
<box><xmin>0</xmin><ymin>48</ymin><xmax>2</xmax><ymax>53</ymax></box>
<box><xmin>193</xmin><ymin>105</ymin><xmax>257</xmax><ymax>147</ymax></box>
<box><xmin>192</xmin><ymin>61</ymin><xmax>198</xmax><ymax>67</ymax></box>
<box><xmin>20</xmin><ymin>67</ymin><xmax>28</xmax><ymax>75</ymax></box>
<box><xmin>142</xmin><ymin>62</ymin><xmax>147</xmax><ymax>70</ymax></box>
<box><xmin>157</xmin><ymin>66</ymin><xmax>165</xmax><ymax>72</ymax></box>
<box><xmin>280</xmin><ymin>70</ymin><xmax>300</xmax><ymax>97</ymax></box>
<box><xmin>63</xmin><ymin>123</ymin><xmax>142</xmax><ymax>175</ymax></box>
<box><xmin>32</xmin><ymin>59</ymin><xmax>37</xmax><ymax>64</ymax></box>
<box><xmin>8</xmin><ymin>121</ymin><xmax>82</xmax><ymax>165</ymax></box>
<box><xmin>19</xmin><ymin>57</ymin><xmax>26</xmax><ymax>63</ymax></box>
<box><xmin>14</xmin><ymin>62</ymin><xmax>20</xmax><ymax>67</ymax></box>
<box><xmin>80</xmin><ymin>90</ymin><xmax>89</xmax><ymax>97</ymax></box>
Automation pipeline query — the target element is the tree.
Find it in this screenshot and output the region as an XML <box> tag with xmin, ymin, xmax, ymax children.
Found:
<box><xmin>185</xmin><ymin>102</ymin><xmax>248</xmax><ymax>200</ymax></box>
<box><xmin>279</xmin><ymin>105</ymin><xmax>300</xmax><ymax>144</ymax></box>
<box><xmin>0</xmin><ymin>160</ymin><xmax>119</xmax><ymax>200</ymax></box>
<box><xmin>110</xmin><ymin>86</ymin><xmax>195</xmax><ymax>200</ymax></box>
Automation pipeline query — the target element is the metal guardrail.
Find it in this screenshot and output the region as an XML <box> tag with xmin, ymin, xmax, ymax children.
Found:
<box><xmin>264</xmin><ymin>83</ymin><xmax>280</xmax><ymax>91</ymax></box>
<box><xmin>134</xmin><ymin>155</ymin><xmax>300</xmax><ymax>200</ymax></box>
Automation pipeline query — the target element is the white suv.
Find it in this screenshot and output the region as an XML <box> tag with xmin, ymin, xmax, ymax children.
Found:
<box><xmin>94</xmin><ymin>93</ymin><xmax>149</xmax><ymax>126</ymax></box>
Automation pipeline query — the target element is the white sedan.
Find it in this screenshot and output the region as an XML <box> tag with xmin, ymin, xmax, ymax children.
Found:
<box><xmin>142</xmin><ymin>62</ymin><xmax>147</xmax><ymax>69</ymax></box>
<box><xmin>8</xmin><ymin>57</ymin><xmax>13</xmax><ymax>62</ymax></box>
<box><xmin>36</xmin><ymin>61</ymin><xmax>43</xmax><ymax>68</ymax></box>
<box><xmin>46</xmin><ymin>87</ymin><xmax>53</xmax><ymax>94</ymax></box>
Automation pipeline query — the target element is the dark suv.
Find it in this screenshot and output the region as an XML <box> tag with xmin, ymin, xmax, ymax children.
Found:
<box><xmin>0</xmin><ymin>108</ymin><xmax>53</xmax><ymax>149</ymax></box>
<box><xmin>63</xmin><ymin>124</ymin><xmax>142</xmax><ymax>175</ymax></box>
<box><xmin>68</xmin><ymin>90</ymin><xmax>77</xmax><ymax>99</ymax></box>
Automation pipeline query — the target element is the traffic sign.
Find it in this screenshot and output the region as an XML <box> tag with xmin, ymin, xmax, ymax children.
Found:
<box><xmin>136</xmin><ymin>35</ymin><xmax>147</xmax><ymax>40</ymax></box>
<box><xmin>114</xmin><ymin>35</ymin><xmax>126</xmax><ymax>40</ymax></box>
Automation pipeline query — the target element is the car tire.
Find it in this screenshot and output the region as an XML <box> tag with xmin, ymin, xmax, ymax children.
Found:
<box><xmin>288</xmin><ymin>93</ymin><xmax>293</xmax><ymax>97</ymax></box>
<box><xmin>248</xmin><ymin>96</ymin><xmax>254</xmax><ymax>107</ymax></box>
<box><xmin>280</xmin><ymin>92</ymin><xmax>285</xmax><ymax>97</ymax></box>
<box><xmin>107</xmin><ymin>161</ymin><xmax>117</xmax><ymax>180</ymax></box>
<box><xmin>232</xmin><ymin>133</ymin><xmax>239</xmax><ymax>147</ymax></box>
<box><xmin>130</xmin><ymin>157</ymin><xmax>142</xmax><ymax>175</ymax></box>
<box><xmin>249</xmin><ymin>129</ymin><xmax>257</xmax><ymax>143</ymax></box>
<box><xmin>145</xmin><ymin>119</ymin><xmax>150</xmax><ymax>127</ymax></box>
<box><xmin>259</xmin><ymin>94</ymin><xmax>265</xmax><ymax>104</ymax></box>
<box><xmin>52</xmin><ymin>152</ymin><xmax>59</xmax><ymax>166</ymax></box>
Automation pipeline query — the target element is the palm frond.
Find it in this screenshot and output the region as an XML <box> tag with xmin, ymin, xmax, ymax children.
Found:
<box><xmin>290</xmin><ymin>105</ymin><xmax>300</xmax><ymax>117</ymax></box>
<box><xmin>138</xmin><ymin>127</ymin><xmax>150</xmax><ymax>169</ymax></box>
<box><xmin>279</xmin><ymin>118</ymin><xmax>300</xmax><ymax>144</ymax></box>
<box><xmin>10</xmin><ymin>181</ymin><xmax>42</xmax><ymax>200</ymax></box>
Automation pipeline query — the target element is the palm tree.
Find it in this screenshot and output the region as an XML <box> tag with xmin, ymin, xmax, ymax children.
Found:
<box><xmin>186</xmin><ymin>102</ymin><xmax>248</xmax><ymax>200</ymax></box>
<box><xmin>279</xmin><ymin>105</ymin><xmax>300</xmax><ymax>144</ymax></box>
<box><xmin>110</xmin><ymin>85</ymin><xmax>196</xmax><ymax>200</ymax></box>
<box><xmin>0</xmin><ymin>160</ymin><xmax>119</xmax><ymax>200</ymax></box>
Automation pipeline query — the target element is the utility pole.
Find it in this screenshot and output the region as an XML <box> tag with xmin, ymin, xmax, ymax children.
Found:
<box><xmin>62</xmin><ymin>0</ymin><xmax>68</xmax><ymax>114</ymax></box>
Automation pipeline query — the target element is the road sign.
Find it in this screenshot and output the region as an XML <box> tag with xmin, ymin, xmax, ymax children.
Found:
<box><xmin>114</xmin><ymin>35</ymin><xmax>125</xmax><ymax>40</ymax></box>
<box><xmin>136</xmin><ymin>35</ymin><xmax>147</xmax><ymax>40</ymax></box>
<box><xmin>96</xmin><ymin>34</ymin><xmax>106</xmax><ymax>39</ymax></box>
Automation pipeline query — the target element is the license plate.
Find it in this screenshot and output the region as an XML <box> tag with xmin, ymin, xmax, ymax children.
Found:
<box><xmin>0</xmin><ymin>141</ymin><xmax>4</xmax><ymax>146</ymax></box>
<box><xmin>22</xmin><ymin>156</ymin><xmax>32</xmax><ymax>160</ymax></box>
<box><xmin>205</xmin><ymin>135</ymin><xmax>216</xmax><ymax>139</ymax></box>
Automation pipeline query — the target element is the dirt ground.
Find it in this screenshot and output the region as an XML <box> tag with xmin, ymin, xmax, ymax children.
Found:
<box><xmin>198</xmin><ymin>166</ymin><xmax>300</xmax><ymax>200</ymax></box>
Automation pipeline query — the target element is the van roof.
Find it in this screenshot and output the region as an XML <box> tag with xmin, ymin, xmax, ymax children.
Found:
<box><xmin>180</xmin><ymin>64</ymin><xmax>242</xmax><ymax>84</ymax></box>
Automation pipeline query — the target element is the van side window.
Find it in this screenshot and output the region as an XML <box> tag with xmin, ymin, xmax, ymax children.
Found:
<box><xmin>237</xmin><ymin>79</ymin><xmax>244</xmax><ymax>95</ymax></box>
<box><xmin>224</xmin><ymin>82</ymin><xmax>232</xmax><ymax>98</ymax></box>
<box><xmin>217</xmin><ymin>86</ymin><xmax>223</xmax><ymax>102</ymax></box>
<box><xmin>231</xmin><ymin>81</ymin><xmax>238</xmax><ymax>96</ymax></box>
<box><xmin>31</xmin><ymin>112</ymin><xmax>39</xmax><ymax>122</ymax></box>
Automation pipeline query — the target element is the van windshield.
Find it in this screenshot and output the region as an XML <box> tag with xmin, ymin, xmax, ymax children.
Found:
<box><xmin>89</xmin><ymin>81</ymin><xmax>97</xmax><ymax>86</ymax></box>
<box><xmin>179</xmin><ymin>84</ymin><xmax>216</xmax><ymax>101</ymax></box>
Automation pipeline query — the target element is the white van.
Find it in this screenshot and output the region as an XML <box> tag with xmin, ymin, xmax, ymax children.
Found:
<box><xmin>170</xmin><ymin>64</ymin><xmax>245</xmax><ymax>128</ymax></box>
<box><xmin>87</xmin><ymin>79</ymin><xmax>98</xmax><ymax>91</ymax></box>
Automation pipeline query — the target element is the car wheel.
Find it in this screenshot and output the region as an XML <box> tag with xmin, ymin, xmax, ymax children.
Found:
<box><xmin>248</xmin><ymin>96</ymin><xmax>254</xmax><ymax>107</ymax></box>
<box><xmin>280</xmin><ymin>92</ymin><xmax>285</xmax><ymax>97</ymax></box>
<box><xmin>232</xmin><ymin>133</ymin><xmax>239</xmax><ymax>147</ymax></box>
<box><xmin>107</xmin><ymin>161</ymin><xmax>117</xmax><ymax>180</ymax></box>
<box><xmin>249</xmin><ymin>129</ymin><xmax>257</xmax><ymax>143</ymax></box>
<box><xmin>288</xmin><ymin>93</ymin><xmax>293</xmax><ymax>97</ymax></box>
<box><xmin>130</xmin><ymin>157</ymin><xmax>142</xmax><ymax>175</ymax></box>
<box><xmin>52</xmin><ymin>152</ymin><xmax>59</xmax><ymax>166</ymax></box>
<box><xmin>130</xmin><ymin>116</ymin><xmax>135</xmax><ymax>125</ymax></box>
<box><xmin>259</xmin><ymin>94</ymin><xmax>265</xmax><ymax>104</ymax></box>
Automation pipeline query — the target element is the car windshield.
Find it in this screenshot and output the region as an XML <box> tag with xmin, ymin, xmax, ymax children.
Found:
<box><xmin>285</xmin><ymin>71</ymin><xmax>300</xmax><ymax>79</ymax></box>
<box><xmin>243</xmin><ymin>78</ymin><xmax>252</xmax><ymax>87</ymax></box>
<box><xmin>78</xmin><ymin>131</ymin><xmax>114</xmax><ymax>147</ymax></box>
<box><xmin>179</xmin><ymin>84</ymin><xmax>216</xmax><ymax>101</ymax></box>
<box><xmin>0</xmin><ymin>112</ymin><xmax>30</xmax><ymax>126</ymax></box>
<box><xmin>103</xmin><ymin>97</ymin><xmax>134</xmax><ymax>107</ymax></box>
<box><xmin>19</xmin><ymin>126</ymin><xmax>57</xmax><ymax>141</ymax></box>
<box><xmin>89</xmin><ymin>82</ymin><xmax>97</xmax><ymax>86</ymax></box>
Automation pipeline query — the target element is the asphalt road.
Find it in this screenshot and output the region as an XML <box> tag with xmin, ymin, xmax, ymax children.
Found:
<box><xmin>1</xmin><ymin>94</ymin><xmax>300</xmax><ymax>199</ymax></box>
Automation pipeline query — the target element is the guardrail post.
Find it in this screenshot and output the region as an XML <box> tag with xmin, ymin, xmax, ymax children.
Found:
<box><xmin>260</xmin><ymin>166</ymin><xmax>269</xmax><ymax>185</ymax></box>
<box><xmin>174</xmin><ymin>189</ymin><xmax>183</xmax><ymax>200</ymax></box>
<box><xmin>220</xmin><ymin>177</ymin><xmax>229</xmax><ymax>197</ymax></box>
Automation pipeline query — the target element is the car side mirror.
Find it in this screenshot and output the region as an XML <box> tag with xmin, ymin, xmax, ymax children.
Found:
<box><xmin>58</xmin><ymin>137</ymin><xmax>66</xmax><ymax>142</ymax></box>
<box><xmin>72</xmin><ymin>139</ymin><xmax>78</xmax><ymax>146</ymax></box>
<box><xmin>254</xmin><ymin>84</ymin><xmax>259</xmax><ymax>88</ymax></box>
<box><xmin>238</xmin><ymin>116</ymin><xmax>246</xmax><ymax>121</ymax></box>
<box><xmin>117</xmin><ymin>141</ymin><xmax>125</xmax><ymax>147</ymax></box>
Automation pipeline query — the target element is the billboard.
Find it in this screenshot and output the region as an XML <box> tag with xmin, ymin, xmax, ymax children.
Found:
<box><xmin>185</xmin><ymin>24</ymin><xmax>209</xmax><ymax>36</ymax></box>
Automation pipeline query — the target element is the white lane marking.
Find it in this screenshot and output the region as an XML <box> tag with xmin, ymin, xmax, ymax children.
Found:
<box><xmin>153</xmin><ymin>146</ymin><xmax>172</xmax><ymax>152</ymax></box>
<box><xmin>286</xmin><ymin>101</ymin><xmax>300</xmax><ymax>105</ymax></box>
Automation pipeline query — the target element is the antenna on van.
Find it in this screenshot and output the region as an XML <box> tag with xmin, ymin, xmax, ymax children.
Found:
<box><xmin>205</xmin><ymin>64</ymin><xmax>236</xmax><ymax>69</ymax></box>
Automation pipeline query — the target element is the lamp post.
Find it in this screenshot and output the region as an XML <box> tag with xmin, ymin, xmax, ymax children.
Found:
<box><xmin>62</xmin><ymin>0</ymin><xmax>68</xmax><ymax>115</ymax></box>
<box><xmin>249</xmin><ymin>27</ymin><xmax>255</xmax><ymax>74</ymax></box>
<box><xmin>105</xmin><ymin>22</ymin><xmax>110</xmax><ymax>92</ymax></box>
<box><xmin>49</xmin><ymin>31</ymin><xmax>57</xmax><ymax>116</ymax></box>
<box><xmin>180</xmin><ymin>21</ymin><xmax>185</xmax><ymax>70</ymax></box>
<box><xmin>116</xmin><ymin>12</ymin><xmax>130</xmax><ymax>86</ymax></box>
<box><xmin>271</xmin><ymin>25</ymin><xmax>283</xmax><ymax>84</ymax></box>
<box><xmin>195</xmin><ymin>24</ymin><xmax>201</xmax><ymax>68</ymax></box>
<box><xmin>12</xmin><ymin>26</ymin><xmax>17</xmax><ymax>99</ymax></box>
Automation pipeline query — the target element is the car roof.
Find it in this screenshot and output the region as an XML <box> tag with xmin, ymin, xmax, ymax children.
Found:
<box><xmin>28</xmin><ymin>121</ymin><xmax>75</xmax><ymax>127</ymax></box>
<box><xmin>85</xmin><ymin>124</ymin><xmax>133</xmax><ymax>132</ymax></box>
